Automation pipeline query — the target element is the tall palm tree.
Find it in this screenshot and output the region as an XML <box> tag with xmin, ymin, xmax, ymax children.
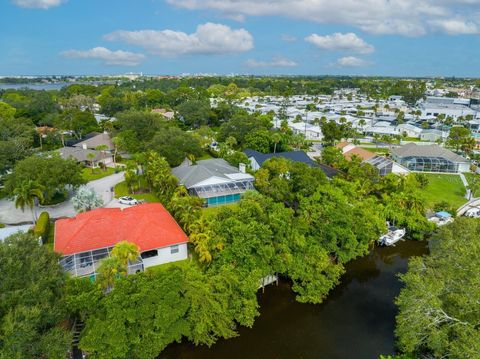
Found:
<box><xmin>271</xmin><ymin>132</ymin><xmax>282</xmax><ymax>154</ymax></box>
<box><xmin>87</xmin><ymin>152</ymin><xmax>96</xmax><ymax>174</ymax></box>
<box><xmin>96</xmin><ymin>256</ymin><xmax>122</xmax><ymax>291</ymax></box>
<box><xmin>95</xmin><ymin>144</ymin><xmax>109</xmax><ymax>171</ymax></box>
<box><xmin>111</xmin><ymin>241</ymin><xmax>140</xmax><ymax>275</ymax></box>
<box><xmin>13</xmin><ymin>180</ymin><xmax>44</xmax><ymax>223</ymax></box>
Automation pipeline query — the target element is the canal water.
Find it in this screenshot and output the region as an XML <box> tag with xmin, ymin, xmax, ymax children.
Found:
<box><xmin>160</xmin><ymin>240</ymin><xmax>428</xmax><ymax>359</ymax></box>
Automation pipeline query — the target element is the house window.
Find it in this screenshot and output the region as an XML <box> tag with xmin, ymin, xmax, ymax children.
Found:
<box><xmin>141</xmin><ymin>249</ymin><xmax>158</xmax><ymax>259</ymax></box>
<box><xmin>170</xmin><ymin>245</ymin><xmax>179</xmax><ymax>254</ymax></box>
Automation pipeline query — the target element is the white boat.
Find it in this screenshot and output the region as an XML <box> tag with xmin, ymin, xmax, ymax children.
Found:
<box><xmin>379</xmin><ymin>224</ymin><xmax>406</xmax><ymax>246</ymax></box>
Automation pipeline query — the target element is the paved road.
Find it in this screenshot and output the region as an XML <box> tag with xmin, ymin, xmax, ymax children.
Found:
<box><xmin>0</xmin><ymin>172</ymin><xmax>124</xmax><ymax>225</ymax></box>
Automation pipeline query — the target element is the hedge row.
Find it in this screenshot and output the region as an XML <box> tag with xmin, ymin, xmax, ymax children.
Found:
<box><xmin>34</xmin><ymin>212</ymin><xmax>50</xmax><ymax>243</ymax></box>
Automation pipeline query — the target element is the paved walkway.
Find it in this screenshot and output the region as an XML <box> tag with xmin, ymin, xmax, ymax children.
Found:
<box><xmin>0</xmin><ymin>172</ymin><xmax>124</xmax><ymax>225</ymax></box>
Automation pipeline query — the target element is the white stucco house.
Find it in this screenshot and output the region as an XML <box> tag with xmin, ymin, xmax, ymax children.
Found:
<box><xmin>54</xmin><ymin>203</ymin><xmax>189</xmax><ymax>279</ymax></box>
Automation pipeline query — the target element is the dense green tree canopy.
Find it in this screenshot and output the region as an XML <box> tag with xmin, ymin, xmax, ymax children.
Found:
<box><xmin>446</xmin><ymin>126</ymin><xmax>475</xmax><ymax>153</ymax></box>
<box><xmin>5</xmin><ymin>153</ymin><xmax>85</xmax><ymax>202</ymax></box>
<box><xmin>395</xmin><ymin>218</ymin><xmax>480</xmax><ymax>359</ymax></box>
<box><xmin>148</xmin><ymin>127</ymin><xmax>203</xmax><ymax>167</ymax></box>
<box><xmin>0</xmin><ymin>233</ymin><xmax>71</xmax><ymax>358</ymax></box>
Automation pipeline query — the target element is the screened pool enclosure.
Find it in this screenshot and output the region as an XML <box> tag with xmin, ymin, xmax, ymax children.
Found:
<box><xmin>397</xmin><ymin>156</ymin><xmax>461</xmax><ymax>173</ymax></box>
<box><xmin>189</xmin><ymin>179</ymin><xmax>255</xmax><ymax>207</ymax></box>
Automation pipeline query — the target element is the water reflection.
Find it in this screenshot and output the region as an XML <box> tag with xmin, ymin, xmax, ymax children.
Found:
<box><xmin>160</xmin><ymin>240</ymin><xmax>428</xmax><ymax>359</ymax></box>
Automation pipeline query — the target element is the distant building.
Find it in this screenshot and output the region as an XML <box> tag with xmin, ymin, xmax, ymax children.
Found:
<box><xmin>337</xmin><ymin>142</ymin><xmax>409</xmax><ymax>176</ymax></box>
<box><xmin>244</xmin><ymin>149</ymin><xmax>338</xmax><ymax>178</ymax></box>
<box><xmin>57</xmin><ymin>146</ymin><xmax>109</xmax><ymax>166</ymax></box>
<box><xmin>391</xmin><ymin>143</ymin><xmax>470</xmax><ymax>173</ymax></box>
<box><xmin>420</xmin><ymin>129</ymin><xmax>447</xmax><ymax>142</ymax></box>
<box><xmin>151</xmin><ymin>108</ymin><xmax>175</xmax><ymax>120</ymax></box>
<box><xmin>54</xmin><ymin>203</ymin><xmax>189</xmax><ymax>279</ymax></box>
<box><xmin>59</xmin><ymin>132</ymin><xmax>115</xmax><ymax>166</ymax></box>
<box><xmin>73</xmin><ymin>132</ymin><xmax>114</xmax><ymax>152</ymax></box>
<box><xmin>397</xmin><ymin>123</ymin><xmax>422</xmax><ymax>138</ymax></box>
<box><xmin>172</xmin><ymin>158</ymin><xmax>255</xmax><ymax>207</ymax></box>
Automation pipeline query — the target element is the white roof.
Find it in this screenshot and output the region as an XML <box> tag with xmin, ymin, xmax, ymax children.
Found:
<box><xmin>225</xmin><ymin>173</ymin><xmax>254</xmax><ymax>180</ymax></box>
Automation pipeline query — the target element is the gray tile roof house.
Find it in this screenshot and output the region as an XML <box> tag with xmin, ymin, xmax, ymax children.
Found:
<box><xmin>172</xmin><ymin>158</ymin><xmax>255</xmax><ymax>207</ymax></box>
<box><xmin>73</xmin><ymin>132</ymin><xmax>114</xmax><ymax>151</ymax></box>
<box><xmin>244</xmin><ymin>149</ymin><xmax>338</xmax><ymax>178</ymax></box>
<box><xmin>391</xmin><ymin>143</ymin><xmax>470</xmax><ymax>173</ymax></box>
<box><xmin>57</xmin><ymin>146</ymin><xmax>103</xmax><ymax>163</ymax></box>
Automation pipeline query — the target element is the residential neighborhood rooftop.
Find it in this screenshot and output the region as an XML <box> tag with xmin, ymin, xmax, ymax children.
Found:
<box><xmin>73</xmin><ymin>132</ymin><xmax>114</xmax><ymax>151</ymax></box>
<box><xmin>172</xmin><ymin>158</ymin><xmax>253</xmax><ymax>189</ymax></box>
<box><xmin>244</xmin><ymin>148</ymin><xmax>338</xmax><ymax>178</ymax></box>
<box><xmin>391</xmin><ymin>143</ymin><xmax>469</xmax><ymax>163</ymax></box>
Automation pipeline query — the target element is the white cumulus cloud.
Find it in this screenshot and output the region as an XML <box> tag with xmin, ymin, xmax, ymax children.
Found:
<box><xmin>429</xmin><ymin>18</ymin><xmax>480</xmax><ymax>35</ymax></box>
<box><xmin>305</xmin><ymin>32</ymin><xmax>374</xmax><ymax>54</ymax></box>
<box><xmin>61</xmin><ymin>47</ymin><xmax>145</xmax><ymax>66</ymax></box>
<box><xmin>166</xmin><ymin>0</ymin><xmax>480</xmax><ymax>36</ymax></box>
<box><xmin>11</xmin><ymin>0</ymin><xmax>64</xmax><ymax>9</ymax></box>
<box><xmin>245</xmin><ymin>57</ymin><xmax>298</xmax><ymax>68</ymax></box>
<box><xmin>334</xmin><ymin>56</ymin><xmax>370</xmax><ymax>67</ymax></box>
<box><xmin>104</xmin><ymin>23</ymin><xmax>254</xmax><ymax>57</ymax></box>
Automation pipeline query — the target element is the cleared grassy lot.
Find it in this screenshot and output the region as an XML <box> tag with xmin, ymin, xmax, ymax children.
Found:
<box><xmin>421</xmin><ymin>173</ymin><xmax>467</xmax><ymax>209</ymax></box>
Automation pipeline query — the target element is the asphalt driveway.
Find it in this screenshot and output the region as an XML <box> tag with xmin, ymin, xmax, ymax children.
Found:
<box><xmin>0</xmin><ymin>172</ymin><xmax>125</xmax><ymax>225</ymax></box>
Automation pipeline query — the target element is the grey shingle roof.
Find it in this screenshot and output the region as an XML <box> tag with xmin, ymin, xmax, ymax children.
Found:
<box><xmin>57</xmin><ymin>147</ymin><xmax>102</xmax><ymax>162</ymax></box>
<box><xmin>172</xmin><ymin>158</ymin><xmax>253</xmax><ymax>189</ymax></box>
<box><xmin>391</xmin><ymin>143</ymin><xmax>469</xmax><ymax>163</ymax></box>
<box><xmin>73</xmin><ymin>132</ymin><xmax>114</xmax><ymax>151</ymax></box>
<box><xmin>244</xmin><ymin>149</ymin><xmax>338</xmax><ymax>178</ymax></box>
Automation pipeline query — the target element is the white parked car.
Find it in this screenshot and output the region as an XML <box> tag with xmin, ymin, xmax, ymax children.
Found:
<box><xmin>119</xmin><ymin>196</ymin><xmax>138</xmax><ymax>205</ymax></box>
<box><xmin>465</xmin><ymin>207</ymin><xmax>480</xmax><ymax>218</ymax></box>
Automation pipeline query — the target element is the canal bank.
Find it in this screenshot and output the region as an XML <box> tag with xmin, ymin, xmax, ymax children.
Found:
<box><xmin>159</xmin><ymin>240</ymin><xmax>428</xmax><ymax>359</ymax></box>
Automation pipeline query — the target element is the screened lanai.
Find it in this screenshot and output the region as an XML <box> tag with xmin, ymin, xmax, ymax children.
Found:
<box><xmin>399</xmin><ymin>156</ymin><xmax>459</xmax><ymax>173</ymax></box>
<box><xmin>189</xmin><ymin>179</ymin><xmax>255</xmax><ymax>198</ymax></box>
<box><xmin>366</xmin><ymin>156</ymin><xmax>394</xmax><ymax>176</ymax></box>
<box><xmin>59</xmin><ymin>246</ymin><xmax>144</xmax><ymax>280</ymax></box>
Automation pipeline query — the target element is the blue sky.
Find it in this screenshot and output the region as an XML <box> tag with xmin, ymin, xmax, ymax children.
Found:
<box><xmin>2</xmin><ymin>0</ymin><xmax>480</xmax><ymax>76</ymax></box>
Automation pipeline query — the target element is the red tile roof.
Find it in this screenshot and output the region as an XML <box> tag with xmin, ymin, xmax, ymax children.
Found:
<box><xmin>343</xmin><ymin>147</ymin><xmax>376</xmax><ymax>161</ymax></box>
<box><xmin>54</xmin><ymin>203</ymin><xmax>188</xmax><ymax>255</ymax></box>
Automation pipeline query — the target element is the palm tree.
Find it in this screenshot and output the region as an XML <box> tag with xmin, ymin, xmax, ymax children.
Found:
<box><xmin>271</xmin><ymin>132</ymin><xmax>282</xmax><ymax>154</ymax></box>
<box><xmin>111</xmin><ymin>240</ymin><xmax>140</xmax><ymax>275</ymax></box>
<box><xmin>87</xmin><ymin>152</ymin><xmax>96</xmax><ymax>173</ymax></box>
<box><xmin>96</xmin><ymin>257</ymin><xmax>122</xmax><ymax>291</ymax></box>
<box><xmin>468</xmin><ymin>174</ymin><xmax>480</xmax><ymax>200</ymax></box>
<box><xmin>95</xmin><ymin>144</ymin><xmax>109</xmax><ymax>171</ymax></box>
<box><xmin>13</xmin><ymin>180</ymin><xmax>44</xmax><ymax>223</ymax></box>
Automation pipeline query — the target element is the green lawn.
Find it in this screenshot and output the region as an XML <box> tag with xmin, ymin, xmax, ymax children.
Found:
<box><xmin>420</xmin><ymin>174</ymin><xmax>467</xmax><ymax>209</ymax></box>
<box><xmin>82</xmin><ymin>167</ymin><xmax>116</xmax><ymax>182</ymax></box>
<box><xmin>114</xmin><ymin>181</ymin><xmax>160</xmax><ymax>203</ymax></box>
<box><xmin>360</xmin><ymin>147</ymin><xmax>390</xmax><ymax>154</ymax></box>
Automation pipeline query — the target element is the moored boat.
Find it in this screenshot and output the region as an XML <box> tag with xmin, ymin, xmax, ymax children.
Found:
<box><xmin>379</xmin><ymin>224</ymin><xmax>406</xmax><ymax>246</ymax></box>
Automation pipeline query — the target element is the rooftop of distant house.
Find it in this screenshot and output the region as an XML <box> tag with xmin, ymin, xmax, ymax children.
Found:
<box><xmin>336</xmin><ymin>142</ymin><xmax>376</xmax><ymax>161</ymax></box>
<box><xmin>73</xmin><ymin>132</ymin><xmax>114</xmax><ymax>151</ymax></box>
<box><xmin>244</xmin><ymin>148</ymin><xmax>338</xmax><ymax>178</ymax></box>
<box><xmin>172</xmin><ymin>158</ymin><xmax>254</xmax><ymax>189</ymax></box>
<box><xmin>391</xmin><ymin>143</ymin><xmax>469</xmax><ymax>163</ymax></box>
